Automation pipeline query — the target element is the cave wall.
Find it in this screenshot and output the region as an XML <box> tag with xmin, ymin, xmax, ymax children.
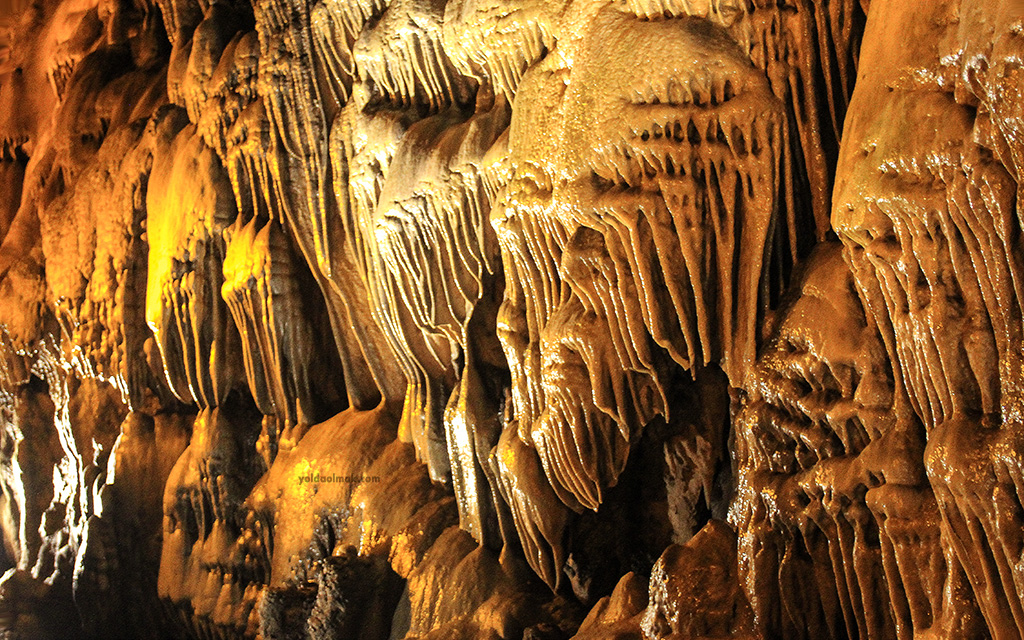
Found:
<box><xmin>0</xmin><ymin>0</ymin><xmax>1021</xmax><ymax>638</ymax></box>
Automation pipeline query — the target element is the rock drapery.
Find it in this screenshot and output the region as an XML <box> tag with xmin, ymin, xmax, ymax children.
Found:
<box><xmin>2</xmin><ymin>0</ymin><xmax>1024</xmax><ymax>638</ymax></box>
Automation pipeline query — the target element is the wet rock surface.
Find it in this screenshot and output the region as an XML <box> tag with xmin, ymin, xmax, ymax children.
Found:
<box><xmin>0</xmin><ymin>0</ymin><xmax>1022</xmax><ymax>638</ymax></box>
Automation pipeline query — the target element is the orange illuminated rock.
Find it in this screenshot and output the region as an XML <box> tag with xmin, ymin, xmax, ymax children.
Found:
<box><xmin>7</xmin><ymin>0</ymin><xmax>1024</xmax><ymax>638</ymax></box>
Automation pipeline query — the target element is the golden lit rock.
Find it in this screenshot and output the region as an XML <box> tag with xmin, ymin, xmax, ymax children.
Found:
<box><xmin>6</xmin><ymin>0</ymin><xmax>1024</xmax><ymax>637</ymax></box>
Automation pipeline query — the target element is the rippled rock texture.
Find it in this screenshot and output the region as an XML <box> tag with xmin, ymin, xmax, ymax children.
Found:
<box><xmin>2</xmin><ymin>0</ymin><xmax>1024</xmax><ymax>637</ymax></box>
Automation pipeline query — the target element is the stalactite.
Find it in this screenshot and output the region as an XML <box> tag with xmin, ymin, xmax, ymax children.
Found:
<box><xmin>12</xmin><ymin>0</ymin><xmax>1024</xmax><ymax>638</ymax></box>
<box><xmin>146</xmin><ymin>109</ymin><xmax>241</xmax><ymax>409</ymax></box>
<box><xmin>221</xmin><ymin>213</ymin><xmax>343</xmax><ymax>461</ymax></box>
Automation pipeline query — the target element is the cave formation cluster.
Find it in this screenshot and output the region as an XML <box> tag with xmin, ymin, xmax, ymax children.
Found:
<box><xmin>0</xmin><ymin>0</ymin><xmax>1023</xmax><ymax>637</ymax></box>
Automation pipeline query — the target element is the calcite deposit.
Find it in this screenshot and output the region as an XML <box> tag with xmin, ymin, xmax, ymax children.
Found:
<box><xmin>1</xmin><ymin>0</ymin><xmax>1023</xmax><ymax>637</ymax></box>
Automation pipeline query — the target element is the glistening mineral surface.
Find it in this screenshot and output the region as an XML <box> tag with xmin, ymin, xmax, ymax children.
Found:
<box><xmin>0</xmin><ymin>0</ymin><xmax>1020</xmax><ymax>638</ymax></box>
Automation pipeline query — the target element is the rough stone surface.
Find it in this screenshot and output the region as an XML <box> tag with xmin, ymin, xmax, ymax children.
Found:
<box><xmin>1</xmin><ymin>0</ymin><xmax>1023</xmax><ymax>638</ymax></box>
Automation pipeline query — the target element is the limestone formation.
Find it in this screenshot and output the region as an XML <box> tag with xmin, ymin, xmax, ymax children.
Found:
<box><xmin>2</xmin><ymin>0</ymin><xmax>1024</xmax><ymax>638</ymax></box>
